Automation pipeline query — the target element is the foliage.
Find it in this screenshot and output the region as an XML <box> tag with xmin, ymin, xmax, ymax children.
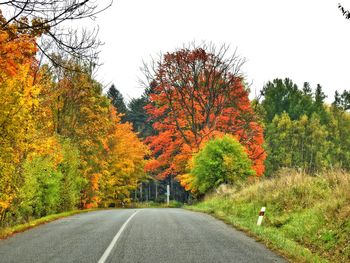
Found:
<box><xmin>107</xmin><ymin>84</ymin><xmax>128</xmax><ymax>121</ymax></box>
<box><xmin>265</xmin><ymin>112</ymin><xmax>330</xmax><ymax>173</ymax></box>
<box><xmin>100</xmin><ymin>110</ymin><xmax>149</xmax><ymax>207</ymax></box>
<box><xmin>144</xmin><ymin>44</ymin><xmax>265</xmax><ymax>185</ymax></box>
<box><xmin>261</xmin><ymin>78</ymin><xmax>350</xmax><ymax>174</ymax></box>
<box><xmin>326</xmin><ymin>106</ymin><xmax>350</xmax><ymax>170</ymax></box>
<box><xmin>20</xmin><ymin>156</ymin><xmax>62</xmax><ymax>218</ymax></box>
<box><xmin>0</xmin><ymin>19</ymin><xmax>39</xmax><ymax>222</ymax></box>
<box><xmin>333</xmin><ymin>90</ymin><xmax>350</xmax><ymax>111</ymax></box>
<box><xmin>57</xmin><ymin>139</ymin><xmax>83</xmax><ymax>212</ymax></box>
<box><xmin>260</xmin><ymin>78</ymin><xmax>326</xmax><ymax>123</ymax></box>
<box><xmin>188</xmin><ymin>135</ymin><xmax>255</xmax><ymax>194</ymax></box>
<box><xmin>0</xmin><ymin>14</ymin><xmax>149</xmax><ymax>226</ymax></box>
<box><xmin>13</xmin><ymin>137</ymin><xmax>82</xmax><ymax>221</ymax></box>
<box><xmin>49</xmin><ymin>61</ymin><xmax>113</xmax><ymax>208</ymax></box>
<box><xmin>126</xmin><ymin>95</ymin><xmax>154</xmax><ymax>138</ymax></box>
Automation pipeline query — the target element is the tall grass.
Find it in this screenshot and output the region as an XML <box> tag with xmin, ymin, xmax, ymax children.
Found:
<box><xmin>187</xmin><ymin>169</ymin><xmax>350</xmax><ymax>262</ymax></box>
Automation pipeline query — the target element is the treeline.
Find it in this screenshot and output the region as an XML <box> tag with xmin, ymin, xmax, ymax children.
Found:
<box><xmin>106</xmin><ymin>85</ymin><xmax>188</xmax><ymax>202</ymax></box>
<box><xmin>108</xmin><ymin>45</ymin><xmax>266</xmax><ymax>199</ymax></box>
<box><xmin>0</xmin><ymin>16</ymin><xmax>148</xmax><ymax>226</ymax></box>
<box><xmin>259</xmin><ymin>79</ymin><xmax>350</xmax><ymax>174</ymax></box>
<box><xmin>109</xmin><ymin>52</ymin><xmax>350</xmax><ymax>200</ymax></box>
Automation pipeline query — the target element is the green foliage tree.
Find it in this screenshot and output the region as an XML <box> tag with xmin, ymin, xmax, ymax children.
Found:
<box><xmin>327</xmin><ymin>105</ymin><xmax>350</xmax><ymax>170</ymax></box>
<box><xmin>261</xmin><ymin>79</ymin><xmax>328</xmax><ymax>123</ymax></box>
<box><xmin>261</xmin><ymin>79</ymin><xmax>310</xmax><ymax>122</ymax></box>
<box><xmin>190</xmin><ymin>135</ymin><xmax>255</xmax><ymax>194</ymax></box>
<box><xmin>265</xmin><ymin>112</ymin><xmax>330</xmax><ymax>174</ymax></box>
<box><xmin>126</xmin><ymin>96</ymin><xmax>154</xmax><ymax>138</ymax></box>
<box><xmin>107</xmin><ymin>84</ymin><xmax>127</xmax><ymax>121</ymax></box>
<box><xmin>57</xmin><ymin>139</ymin><xmax>83</xmax><ymax>212</ymax></box>
<box><xmin>20</xmin><ymin>157</ymin><xmax>62</xmax><ymax>218</ymax></box>
<box><xmin>341</xmin><ymin>90</ymin><xmax>350</xmax><ymax>110</ymax></box>
<box><xmin>18</xmin><ymin>138</ymin><xmax>83</xmax><ymax>220</ymax></box>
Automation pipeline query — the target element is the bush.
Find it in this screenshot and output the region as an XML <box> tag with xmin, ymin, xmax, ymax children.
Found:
<box><xmin>20</xmin><ymin>157</ymin><xmax>62</xmax><ymax>218</ymax></box>
<box><xmin>18</xmin><ymin>138</ymin><xmax>83</xmax><ymax>221</ymax></box>
<box><xmin>57</xmin><ymin>139</ymin><xmax>84</xmax><ymax>212</ymax></box>
<box><xmin>191</xmin><ymin>135</ymin><xmax>255</xmax><ymax>194</ymax></box>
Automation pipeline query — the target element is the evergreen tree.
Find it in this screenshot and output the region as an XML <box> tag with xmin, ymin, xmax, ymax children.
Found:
<box><xmin>341</xmin><ymin>90</ymin><xmax>350</xmax><ymax>110</ymax></box>
<box><xmin>313</xmin><ymin>84</ymin><xmax>328</xmax><ymax>123</ymax></box>
<box><xmin>126</xmin><ymin>96</ymin><xmax>154</xmax><ymax>138</ymax></box>
<box><xmin>333</xmin><ymin>91</ymin><xmax>341</xmax><ymax>108</ymax></box>
<box><xmin>107</xmin><ymin>85</ymin><xmax>127</xmax><ymax>120</ymax></box>
<box><xmin>261</xmin><ymin>78</ymin><xmax>313</xmax><ymax>122</ymax></box>
<box><xmin>314</xmin><ymin>84</ymin><xmax>326</xmax><ymax>109</ymax></box>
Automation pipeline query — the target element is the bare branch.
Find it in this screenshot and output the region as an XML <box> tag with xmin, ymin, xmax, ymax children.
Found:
<box><xmin>339</xmin><ymin>3</ymin><xmax>350</xmax><ymax>19</ymax></box>
<box><xmin>0</xmin><ymin>0</ymin><xmax>113</xmax><ymax>68</ymax></box>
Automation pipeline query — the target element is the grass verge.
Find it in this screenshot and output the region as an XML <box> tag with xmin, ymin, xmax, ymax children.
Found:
<box><xmin>0</xmin><ymin>209</ymin><xmax>98</xmax><ymax>240</ymax></box>
<box><xmin>186</xmin><ymin>169</ymin><xmax>350</xmax><ymax>263</ymax></box>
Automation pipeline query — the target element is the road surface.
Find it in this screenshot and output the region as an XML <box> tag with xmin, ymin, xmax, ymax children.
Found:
<box><xmin>0</xmin><ymin>209</ymin><xmax>286</xmax><ymax>263</ymax></box>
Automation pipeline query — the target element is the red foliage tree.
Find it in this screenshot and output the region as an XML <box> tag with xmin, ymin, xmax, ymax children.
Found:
<box><xmin>143</xmin><ymin>44</ymin><xmax>266</xmax><ymax>186</ymax></box>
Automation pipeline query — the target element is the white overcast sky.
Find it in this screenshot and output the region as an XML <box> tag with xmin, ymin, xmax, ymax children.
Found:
<box><xmin>95</xmin><ymin>0</ymin><xmax>350</xmax><ymax>103</ymax></box>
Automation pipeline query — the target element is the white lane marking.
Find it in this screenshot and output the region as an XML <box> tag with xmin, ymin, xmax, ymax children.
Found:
<box><xmin>98</xmin><ymin>210</ymin><xmax>140</xmax><ymax>263</ymax></box>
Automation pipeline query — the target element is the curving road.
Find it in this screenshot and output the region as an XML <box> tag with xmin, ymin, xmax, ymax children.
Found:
<box><xmin>0</xmin><ymin>209</ymin><xmax>286</xmax><ymax>263</ymax></box>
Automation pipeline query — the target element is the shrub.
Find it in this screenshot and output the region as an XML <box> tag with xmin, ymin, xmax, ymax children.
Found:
<box><xmin>191</xmin><ymin>135</ymin><xmax>255</xmax><ymax>194</ymax></box>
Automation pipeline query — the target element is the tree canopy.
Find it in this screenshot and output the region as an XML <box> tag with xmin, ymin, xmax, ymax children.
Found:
<box><xmin>187</xmin><ymin>135</ymin><xmax>255</xmax><ymax>194</ymax></box>
<box><xmin>143</xmin><ymin>44</ymin><xmax>265</xmax><ymax>187</ymax></box>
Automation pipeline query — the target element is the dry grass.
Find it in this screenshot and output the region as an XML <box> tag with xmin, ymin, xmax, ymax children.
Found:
<box><xmin>188</xmin><ymin>169</ymin><xmax>350</xmax><ymax>262</ymax></box>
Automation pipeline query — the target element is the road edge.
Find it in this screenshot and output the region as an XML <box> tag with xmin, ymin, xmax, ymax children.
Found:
<box><xmin>0</xmin><ymin>208</ymin><xmax>102</xmax><ymax>240</ymax></box>
<box><xmin>184</xmin><ymin>206</ymin><xmax>318</xmax><ymax>263</ymax></box>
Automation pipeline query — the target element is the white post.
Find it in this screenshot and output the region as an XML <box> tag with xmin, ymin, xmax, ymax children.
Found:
<box><xmin>166</xmin><ymin>185</ymin><xmax>170</xmax><ymax>206</ymax></box>
<box><xmin>257</xmin><ymin>207</ymin><xmax>266</xmax><ymax>226</ymax></box>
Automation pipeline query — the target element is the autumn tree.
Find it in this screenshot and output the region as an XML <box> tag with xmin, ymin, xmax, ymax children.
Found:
<box><xmin>45</xmin><ymin>61</ymin><xmax>113</xmax><ymax>208</ymax></box>
<box><xmin>100</xmin><ymin>110</ymin><xmax>149</xmax><ymax>207</ymax></box>
<box><xmin>0</xmin><ymin>15</ymin><xmax>39</xmax><ymax>222</ymax></box>
<box><xmin>143</xmin><ymin>44</ymin><xmax>266</xmax><ymax>188</ymax></box>
<box><xmin>0</xmin><ymin>11</ymin><xmax>150</xmax><ymax>225</ymax></box>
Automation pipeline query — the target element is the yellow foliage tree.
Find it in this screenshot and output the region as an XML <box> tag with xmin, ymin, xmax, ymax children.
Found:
<box><xmin>0</xmin><ymin>22</ymin><xmax>40</xmax><ymax>221</ymax></box>
<box><xmin>100</xmin><ymin>109</ymin><xmax>149</xmax><ymax>207</ymax></box>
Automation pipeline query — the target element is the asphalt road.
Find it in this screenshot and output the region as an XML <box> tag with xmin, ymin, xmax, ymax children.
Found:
<box><xmin>0</xmin><ymin>209</ymin><xmax>286</xmax><ymax>263</ymax></box>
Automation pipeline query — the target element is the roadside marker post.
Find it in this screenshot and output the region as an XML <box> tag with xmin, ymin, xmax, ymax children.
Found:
<box><xmin>257</xmin><ymin>207</ymin><xmax>266</xmax><ymax>226</ymax></box>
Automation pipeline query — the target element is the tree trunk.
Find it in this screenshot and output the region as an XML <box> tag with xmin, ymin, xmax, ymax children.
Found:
<box><xmin>140</xmin><ymin>183</ymin><xmax>143</xmax><ymax>202</ymax></box>
<box><xmin>155</xmin><ymin>181</ymin><xmax>158</xmax><ymax>201</ymax></box>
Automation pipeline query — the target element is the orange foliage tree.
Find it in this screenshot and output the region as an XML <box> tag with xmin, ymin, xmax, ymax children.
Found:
<box><xmin>143</xmin><ymin>45</ymin><xmax>266</xmax><ymax>189</ymax></box>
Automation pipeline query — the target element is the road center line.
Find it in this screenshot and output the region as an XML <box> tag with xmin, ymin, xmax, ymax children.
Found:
<box><xmin>98</xmin><ymin>210</ymin><xmax>140</xmax><ymax>263</ymax></box>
